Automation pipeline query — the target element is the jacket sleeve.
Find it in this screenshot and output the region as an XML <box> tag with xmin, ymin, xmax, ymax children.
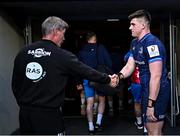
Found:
<box><xmin>62</xmin><ymin>50</ymin><xmax>111</xmax><ymax>84</ymax></box>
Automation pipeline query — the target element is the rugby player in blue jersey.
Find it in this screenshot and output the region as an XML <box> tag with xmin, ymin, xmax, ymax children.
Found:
<box><xmin>118</xmin><ymin>10</ymin><xmax>170</xmax><ymax>135</ymax></box>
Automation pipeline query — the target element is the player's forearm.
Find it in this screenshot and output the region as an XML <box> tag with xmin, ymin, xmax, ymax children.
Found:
<box><xmin>119</xmin><ymin>57</ymin><xmax>135</xmax><ymax>79</ymax></box>
<box><xmin>149</xmin><ymin>75</ymin><xmax>161</xmax><ymax>101</ymax></box>
<box><xmin>120</xmin><ymin>66</ymin><xmax>133</xmax><ymax>78</ymax></box>
<box><xmin>148</xmin><ymin>61</ymin><xmax>162</xmax><ymax>101</ymax></box>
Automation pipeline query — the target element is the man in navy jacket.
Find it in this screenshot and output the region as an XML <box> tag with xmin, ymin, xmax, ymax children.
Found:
<box><xmin>78</xmin><ymin>31</ymin><xmax>112</xmax><ymax>134</ymax></box>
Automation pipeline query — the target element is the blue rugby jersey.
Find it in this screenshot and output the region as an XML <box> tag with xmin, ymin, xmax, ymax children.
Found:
<box><xmin>129</xmin><ymin>33</ymin><xmax>169</xmax><ymax>89</ymax></box>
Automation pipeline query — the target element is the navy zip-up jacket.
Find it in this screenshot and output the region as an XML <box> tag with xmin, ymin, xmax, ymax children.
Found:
<box><xmin>78</xmin><ymin>43</ymin><xmax>112</xmax><ymax>70</ymax></box>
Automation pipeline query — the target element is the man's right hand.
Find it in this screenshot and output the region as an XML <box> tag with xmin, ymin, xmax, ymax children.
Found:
<box><xmin>109</xmin><ymin>74</ymin><xmax>119</xmax><ymax>87</ymax></box>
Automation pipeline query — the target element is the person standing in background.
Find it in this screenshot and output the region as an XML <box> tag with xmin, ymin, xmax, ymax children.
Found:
<box><xmin>78</xmin><ymin>31</ymin><xmax>112</xmax><ymax>134</ymax></box>
<box><xmin>124</xmin><ymin>52</ymin><xmax>147</xmax><ymax>134</ymax></box>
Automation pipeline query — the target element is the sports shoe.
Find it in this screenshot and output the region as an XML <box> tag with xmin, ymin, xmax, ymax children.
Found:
<box><xmin>143</xmin><ymin>131</ymin><xmax>148</xmax><ymax>136</ymax></box>
<box><xmin>134</xmin><ymin>121</ymin><xmax>143</xmax><ymax>129</ymax></box>
<box><xmin>95</xmin><ymin>124</ymin><xmax>102</xmax><ymax>132</ymax></box>
<box><xmin>143</xmin><ymin>127</ymin><xmax>148</xmax><ymax>135</ymax></box>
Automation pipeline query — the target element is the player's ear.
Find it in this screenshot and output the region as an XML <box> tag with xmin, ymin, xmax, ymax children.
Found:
<box><xmin>141</xmin><ymin>23</ymin><xmax>145</xmax><ymax>29</ymax></box>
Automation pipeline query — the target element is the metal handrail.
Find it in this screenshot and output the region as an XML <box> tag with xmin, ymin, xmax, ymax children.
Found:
<box><xmin>175</xmin><ymin>52</ymin><xmax>179</xmax><ymax>116</ymax></box>
<box><xmin>169</xmin><ymin>13</ymin><xmax>176</xmax><ymax>127</ymax></box>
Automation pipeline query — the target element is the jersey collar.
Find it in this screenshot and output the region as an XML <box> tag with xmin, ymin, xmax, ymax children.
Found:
<box><xmin>139</xmin><ymin>33</ymin><xmax>151</xmax><ymax>43</ymax></box>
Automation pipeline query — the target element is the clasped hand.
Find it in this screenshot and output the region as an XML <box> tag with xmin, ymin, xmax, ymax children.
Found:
<box><xmin>109</xmin><ymin>74</ymin><xmax>119</xmax><ymax>87</ymax></box>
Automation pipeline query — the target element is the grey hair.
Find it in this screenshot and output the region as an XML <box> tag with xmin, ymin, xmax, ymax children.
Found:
<box><xmin>41</xmin><ymin>16</ymin><xmax>69</xmax><ymax>36</ymax></box>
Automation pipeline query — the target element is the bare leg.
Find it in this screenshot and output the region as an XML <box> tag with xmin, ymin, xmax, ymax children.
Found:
<box><xmin>134</xmin><ymin>102</ymin><xmax>143</xmax><ymax>129</ymax></box>
<box><xmin>80</xmin><ymin>90</ymin><xmax>86</xmax><ymax>116</ymax></box>
<box><xmin>93</xmin><ymin>93</ymin><xmax>98</xmax><ymax>115</ymax></box>
<box><xmin>86</xmin><ymin>97</ymin><xmax>94</xmax><ymax>131</ymax></box>
<box><xmin>134</xmin><ymin>102</ymin><xmax>142</xmax><ymax>117</ymax></box>
<box><xmin>97</xmin><ymin>96</ymin><xmax>105</xmax><ymax>114</ymax></box>
<box><xmin>145</xmin><ymin>121</ymin><xmax>164</xmax><ymax>135</ymax></box>
<box><xmin>96</xmin><ymin>96</ymin><xmax>105</xmax><ymax>125</ymax></box>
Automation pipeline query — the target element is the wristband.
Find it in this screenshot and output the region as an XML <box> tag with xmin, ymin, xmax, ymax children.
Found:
<box><xmin>147</xmin><ymin>98</ymin><xmax>156</xmax><ymax>108</ymax></box>
<box><xmin>117</xmin><ymin>72</ymin><xmax>124</xmax><ymax>80</ymax></box>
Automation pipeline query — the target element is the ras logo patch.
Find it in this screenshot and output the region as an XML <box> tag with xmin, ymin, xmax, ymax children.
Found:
<box><xmin>26</xmin><ymin>62</ymin><xmax>46</xmax><ymax>82</ymax></box>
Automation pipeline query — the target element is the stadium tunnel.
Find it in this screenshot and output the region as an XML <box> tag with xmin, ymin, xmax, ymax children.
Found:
<box><xmin>0</xmin><ymin>0</ymin><xmax>180</xmax><ymax>134</ymax></box>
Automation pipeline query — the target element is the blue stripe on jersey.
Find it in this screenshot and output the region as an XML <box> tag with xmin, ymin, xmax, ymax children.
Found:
<box><xmin>148</xmin><ymin>57</ymin><xmax>162</xmax><ymax>63</ymax></box>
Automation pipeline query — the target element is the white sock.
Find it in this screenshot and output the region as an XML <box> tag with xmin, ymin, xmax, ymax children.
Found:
<box><xmin>81</xmin><ymin>97</ymin><xmax>85</xmax><ymax>105</ymax></box>
<box><xmin>96</xmin><ymin>113</ymin><xmax>103</xmax><ymax>125</ymax></box>
<box><xmin>88</xmin><ymin>122</ymin><xmax>94</xmax><ymax>131</ymax></box>
<box><xmin>144</xmin><ymin>126</ymin><xmax>147</xmax><ymax>132</ymax></box>
<box><xmin>136</xmin><ymin>116</ymin><xmax>142</xmax><ymax>124</ymax></box>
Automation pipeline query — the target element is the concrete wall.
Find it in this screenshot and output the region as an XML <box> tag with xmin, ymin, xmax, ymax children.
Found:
<box><xmin>0</xmin><ymin>15</ymin><xmax>24</xmax><ymax>134</ymax></box>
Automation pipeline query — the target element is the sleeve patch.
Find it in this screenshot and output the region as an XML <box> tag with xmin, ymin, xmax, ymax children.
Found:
<box><xmin>147</xmin><ymin>45</ymin><xmax>160</xmax><ymax>58</ymax></box>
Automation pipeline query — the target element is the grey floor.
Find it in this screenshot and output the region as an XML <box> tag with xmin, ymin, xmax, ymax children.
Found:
<box><xmin>11</xmin><ymin>98</ymin><xmax>180</xmax><ymax>135</ymax></box>
<box><xmin>64</xmin><ymin>108</ymin><xmax>180</xmax><ymax>135</ymax></box>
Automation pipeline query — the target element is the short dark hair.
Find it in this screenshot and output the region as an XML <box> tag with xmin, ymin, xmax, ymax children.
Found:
<box><xmin>86</xmin><ymin>31</ymin><xmax>96</xmax><ymax>41</ymax></box>
<box><xmin>128</xmin><ymin>9</ymin><xmax>151</xmax><ymax>25</ymax></box>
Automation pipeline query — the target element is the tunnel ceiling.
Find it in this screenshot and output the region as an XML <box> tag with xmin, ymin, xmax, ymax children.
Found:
<box><xmin>1</xmin><ymin>0</ymin><xmax>180</xmax><ymax>21</ymax></box>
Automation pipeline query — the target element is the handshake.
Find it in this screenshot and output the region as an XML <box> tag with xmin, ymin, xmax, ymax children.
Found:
<box><xmin>108</xmin><ymin>73</ymin><xmax>124</xmax><ymax>88</ymax></box>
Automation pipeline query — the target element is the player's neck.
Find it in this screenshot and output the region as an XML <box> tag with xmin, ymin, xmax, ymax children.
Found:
<box><xmin>138</xmin><ymin>29</ymin><xmax>150</xmax><ymax>41</ymax></box>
